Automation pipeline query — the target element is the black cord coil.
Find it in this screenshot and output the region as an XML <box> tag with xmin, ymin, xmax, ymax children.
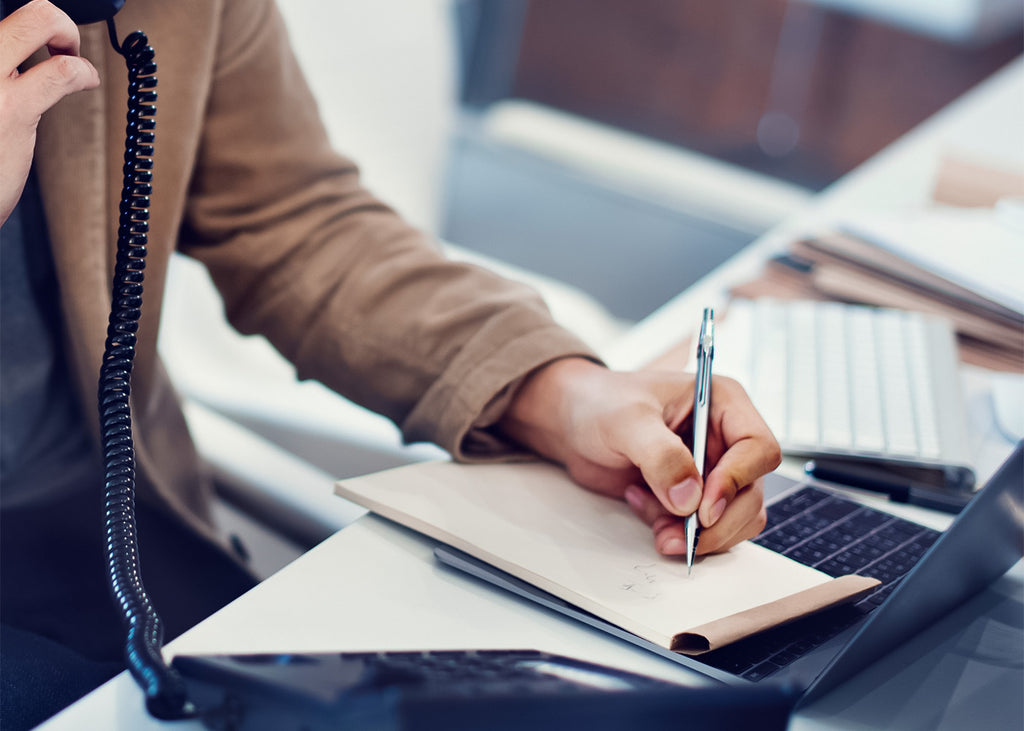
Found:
<box><xmin>99</xmin><ymin>20</ymin><xmax>192</xmax><ymax>720</ymax></box>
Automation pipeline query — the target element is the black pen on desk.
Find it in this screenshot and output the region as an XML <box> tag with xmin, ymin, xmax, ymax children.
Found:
<box><xmin>687</xmin><ymin>308</ymin><xmax>714</xmax><ymax>575</ymax></box>
<box><xmin>804</xmin><ymin>459</ymin><xmax>972</xmax><ymax>514</ymax></box>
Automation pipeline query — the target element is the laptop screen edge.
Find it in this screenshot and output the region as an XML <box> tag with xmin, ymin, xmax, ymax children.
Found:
<box><xmin>798</xmin><ymin>442</ymin><xmax>1024</xmax><ymax>706</ymax></box>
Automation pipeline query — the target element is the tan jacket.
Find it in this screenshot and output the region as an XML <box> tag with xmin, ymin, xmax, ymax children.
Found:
<box><xmin>32</xmin><ymin>0</ymin><xmax>593</xmax><ymax>551</ymax></box>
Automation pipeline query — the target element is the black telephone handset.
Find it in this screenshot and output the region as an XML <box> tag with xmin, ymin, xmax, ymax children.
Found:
<box><xmin>4</xmin><ymin>0</ymin><xmax>123</xmax><ymax>24</ymax></box>
<box><xmin>49</xmin><ymin>0</ymin><xmax>125</xmax><ymax>24</ymax></box>
<box><xmin>7</xmin><ymin>0</ymin><xmax>190</xmax><ymax>720</ymax></box>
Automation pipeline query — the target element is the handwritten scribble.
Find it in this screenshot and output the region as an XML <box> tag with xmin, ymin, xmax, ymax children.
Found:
<box><xmin>620</xmin><ymin>563</ymin><xmax>662</xmax><ymax>599</ymax></box>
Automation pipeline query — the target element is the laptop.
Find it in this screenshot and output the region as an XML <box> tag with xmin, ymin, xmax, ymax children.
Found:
<box><xmin>434</xmin><ymin>441</ymin><xmax>1024</xmax><ymax>705</ymax></box>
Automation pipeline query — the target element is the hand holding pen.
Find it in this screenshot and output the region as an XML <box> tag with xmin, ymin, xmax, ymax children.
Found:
<box><xmin>496</xmin><ymin>315</ymin><xmax>781</xmax><ymax>560</ymax></box>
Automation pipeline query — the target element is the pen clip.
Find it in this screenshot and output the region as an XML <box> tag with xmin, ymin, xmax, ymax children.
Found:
<box><xmin>695</xmin><ymin>309</ymin><xmax>714</xmax><ymax>406</ymax></box>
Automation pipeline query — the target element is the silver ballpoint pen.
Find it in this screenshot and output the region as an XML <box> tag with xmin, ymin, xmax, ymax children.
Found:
<box><xmin>687</xmin><ymin>308</ymin><xmax>714</xmax><ymax>575</ymax></box>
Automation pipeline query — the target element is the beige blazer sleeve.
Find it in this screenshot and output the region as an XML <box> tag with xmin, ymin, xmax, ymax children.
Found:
<box><xmin>175</xmin><ymin>0</ymin><xmax>597</xmax><ymax>459</ymax></box>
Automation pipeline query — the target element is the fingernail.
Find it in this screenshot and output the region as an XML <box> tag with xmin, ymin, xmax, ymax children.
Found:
<box><xmin>624</xmin><ymin>485</ymin><xmax>645</xmax><ymax>513</ymax></box>
<box><xmin>668</xmin><ymin>478</ymin><xmax>700</xmax><ymax>514</ymax></box>
<box><xmin>662</xmin><ymin>537</ymin><xmax>686</xmax><ymax>554</ymax></box>
<box><xmin>708</xmin><ymin>498</ymin><xmax>727</xmax><ymax>526</ymax></box>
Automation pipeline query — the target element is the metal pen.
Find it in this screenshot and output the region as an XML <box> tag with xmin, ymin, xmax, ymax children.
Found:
<box><xmin>687</xmin><ymin>308</ymin><xmax>714</xmax><ymax>575</ymax></box>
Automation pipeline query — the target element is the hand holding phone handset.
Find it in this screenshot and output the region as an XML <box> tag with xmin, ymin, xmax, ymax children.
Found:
<box><xmin>0</xmin><ymin>0</ymin><xmax>101</xmax><ymax>223</ymax></box>
<box><xmin>2</xmin><ymin>0</ymin><xmax>192</xmax><ymax>720</ymax></box>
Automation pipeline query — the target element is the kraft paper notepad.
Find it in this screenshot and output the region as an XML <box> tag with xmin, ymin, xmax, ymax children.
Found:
<box><xmin>335</xmin><ymin>460</ymin><xmax>878</xmax><ymax>655</ymax></box>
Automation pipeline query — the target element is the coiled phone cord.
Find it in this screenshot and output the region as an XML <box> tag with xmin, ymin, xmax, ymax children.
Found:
<box><xmin>98</xmin><ymin>19</ymin><xmax>192</xmax><ymax>720</ymax></box>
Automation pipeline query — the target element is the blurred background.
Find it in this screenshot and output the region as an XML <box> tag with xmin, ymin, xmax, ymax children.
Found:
<box><xmin>444</xmin><ymin>0</ymin><xmax>1022</xmax><ymax>320</ymax></box>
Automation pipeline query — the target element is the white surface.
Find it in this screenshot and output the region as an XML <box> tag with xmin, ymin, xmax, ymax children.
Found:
<box><xmin>184</xmin><ymin>400</ymin><xmax>368</xmax><ymax>533</ymax></box>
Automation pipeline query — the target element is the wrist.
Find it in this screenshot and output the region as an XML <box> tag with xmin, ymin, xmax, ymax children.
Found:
<box><xmin>497</xmin><ymin>356</ymin><xmax>603</xmax><ymax>462</ymax></box>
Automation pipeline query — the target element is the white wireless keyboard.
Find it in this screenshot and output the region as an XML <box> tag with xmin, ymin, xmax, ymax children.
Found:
<box><xmin>710</xmin><ymin>299</ymin><xmax>975</xmax><ymax>488</ymax></box>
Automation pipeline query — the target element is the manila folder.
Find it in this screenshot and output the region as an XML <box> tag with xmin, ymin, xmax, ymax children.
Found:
<box><xmin>335</xmin><ymin>460</ymin><xmax>877</xmax><ymax>654</ymax></box>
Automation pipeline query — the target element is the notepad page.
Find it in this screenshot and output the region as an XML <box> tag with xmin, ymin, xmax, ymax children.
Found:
<box><xmin>336</xmin><ymin>460</ymin><xmax>831</xmax><ymax>649</ymax></box>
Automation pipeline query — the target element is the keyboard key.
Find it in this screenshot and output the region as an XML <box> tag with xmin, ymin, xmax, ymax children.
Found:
<box><xmin>848</xmin><ymin>542</ymin><xmax>885</xmax><ymax>561</ymax></box>
<box><xmin>805</xmin><ymin>536</ymin><xmax>843</xmax><ymax>554</ymax></box>
<box><xmin>743</xmin><ymin>662</ymin><xmax>782</xmax><ymax>682</ymax></box>
<box><xmin>876</xmin><ymin>310</ymin><xmax>920</xmax><ymax>455</ymax></box>
<box><xmin>905</xmin><ymin>315</ymin><xmax>942</xmax><ymax>459</ymax></box>
<box><xmin>751</xmin><ymin>298</ymin><xmax>789</xmax><ymax>440</ymax></box>
<box><xmin>846</xmin><ymin>307</ymin><xmax>886</xmax><ymax>453</ymax></box>
<box><xmin>818</xmin><ymin>303</ymin><xmax>854</xmax><ymax>449</ymax></box>
<box><xmin>786</xmin><ymin>544</ymin><xmax>831</xmax><ymax>565</ymax></box>
<box><xmin>816</xmin><ymin>558</ymin><xmax>858</xmax><ymax>577</ymax></box>
<box><xmin>811</xmin><ymin>499</ymin><xmax>859</xmax><ymax>521</ymax></box>
<box><xmin>830</xmin><ymin>550</ymin><xmax>874</xmax><ymax>572</ymax></box>
<box><xmin>787</xmin><ymin>301</ymin><xmax>820</xmax><ymax>446</ymax></box>
<box><xmin>769</xmin><ymin>650</ymin><xmax>800</xmax><ymax>666</ymax></box>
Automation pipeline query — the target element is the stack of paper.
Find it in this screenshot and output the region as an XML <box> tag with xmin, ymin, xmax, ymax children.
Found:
<box><xmin>730</xmin><ymin>211</ymin><xmax>1024</xmax><ymax>371</ymax></box>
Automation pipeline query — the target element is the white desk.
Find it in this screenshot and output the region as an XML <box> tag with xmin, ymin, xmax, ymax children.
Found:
<box><xmin>39</xmin><ymin>59</ymin><xmax>1024</xmax><ymax>731</ymax></box>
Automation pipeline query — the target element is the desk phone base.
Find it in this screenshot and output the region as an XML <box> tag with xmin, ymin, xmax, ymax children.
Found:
<box><xmin>172</xmin><ymin>649</ymin><xmax>794</xmax><ymax>730</ymax></box>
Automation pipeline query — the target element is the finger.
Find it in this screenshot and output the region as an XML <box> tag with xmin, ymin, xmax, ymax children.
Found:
<box><xmin>612</xmin><ymin>410</ymin><xmax>702</xmax><ymax>517</ymax></box>
<box><xmin>698</xmin><ymin>507</ymin><xmax>766</xmax><ymax>555</ymax></box>
<box><xmin>0</xmin><ymin>0</ymin><xmax>82</xmax><ymax>71</ymax></box>
<box><xmin>696</xmin><ymin>478</ymin><xmax>767</xmax><ymax>555</ymax></box>
<box><xmin>13</xmin><ymin>53</ymin><xmax>98</xmax><ymax>118</ymax></box>
<box><xmin>701</xmin><ymin>435</ymin><xmax>778</xmax><ymax>525</ymax></box>
<box><xmin>652</xmin><ymin>482</ymin><xmax>766</xmax><ymax>558</ymax></box>
<box><xmin>622</xmin><ymin>484</ymin><xmax>692</xmax><ymax>556</ymax></box>
<box><xmin>623</xmin><ymin>484</ymin><xmax>670</xmax><ymax>527</ymax></box>
<box><xmin>564</xmin><ymin>457</ymin><xmax>641</xmax><ymax>500</ymax></box>
<box><xmin>700</xmin><ymin>381</ymin><xmax>780</xmax><ymax>526</ymax></box>
<box><xmin>652</xmin><ymin>516</ymin><xmax>688</xmax><ymax>556</ymax></box>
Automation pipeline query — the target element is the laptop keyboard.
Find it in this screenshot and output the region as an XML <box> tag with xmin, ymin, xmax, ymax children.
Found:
<box><xmin>697</xmin><ymin>486</ymin><xmax>940</xmax><ymax>681</ymax></box>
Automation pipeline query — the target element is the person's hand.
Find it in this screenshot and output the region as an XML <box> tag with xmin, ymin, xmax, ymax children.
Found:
<box><xmin>1</xmin><ymin>0</ymin><xmax>99</xmax><ymax>224</ymax></box>
<box><xmin>498</xmin><ymin>357</ymin><xmax>781</xmax><ymax>556</ymax></box>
